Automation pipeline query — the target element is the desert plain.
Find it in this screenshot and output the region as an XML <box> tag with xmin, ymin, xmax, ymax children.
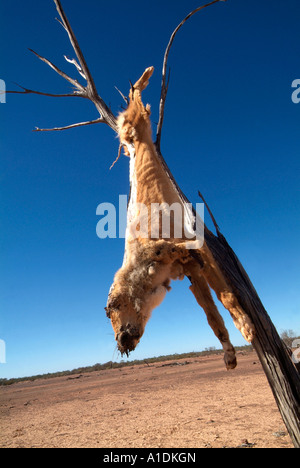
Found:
<box><xmin>0</xmin><ymin>350</ymin><xmax>293</xmax><ymax>448</ymax></box>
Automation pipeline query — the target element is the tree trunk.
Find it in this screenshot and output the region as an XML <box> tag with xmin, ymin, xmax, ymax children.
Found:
<box><xmin>154</xmin><ymin>148</ymin><xmax>300</xmax><ymax>448</ymax></box>
<box><xmin>205</xmin><ymin>229</ymin><xmax>300</xmax><ymax>447</ymax></box>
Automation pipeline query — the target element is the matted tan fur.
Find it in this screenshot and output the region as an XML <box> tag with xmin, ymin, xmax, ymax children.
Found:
<box><xmin>106</xmin><ymin>67</ymin><xmax>255</xmax><ymax>366</ymax></box>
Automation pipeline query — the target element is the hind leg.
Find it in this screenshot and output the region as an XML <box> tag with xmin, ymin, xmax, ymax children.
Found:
<box><xmin>189</xmin><ymin>273</ymin><xmax>237</xmax><ymax>370</ymax></box>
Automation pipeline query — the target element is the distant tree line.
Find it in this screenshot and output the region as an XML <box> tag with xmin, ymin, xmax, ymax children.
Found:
<box><xmin>280</xmin><ymin>330</ymin><xmax>299</xmax><ymax>348</ymax></box>
<box><xmin>1</xmin><ymin>333</ymin><xmax>298</xmax><ymax>387</ymax></box>
<box><xmin>0</xmin><ymin>345</ymin><xmax>254</xmax><ymax>386</ymax></box>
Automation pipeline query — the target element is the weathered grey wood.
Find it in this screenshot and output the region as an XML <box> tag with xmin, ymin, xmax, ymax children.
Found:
<box><xmin>156</xmin><ymin>0</ymin><xmax>226</xmax><ymax>152</ymax></box>
<box><xmin>205</xmin><ymin>229</ymin><xmax>300</xmax><ymax>448</ymax></box>
<box><xmin>156</xmin><ymin>151</ymin><xmax>300</xmax><ymax>446</ymax></box>
<box><xmin>154</xmin><ymin>146</ymin><xmax>300</xmax><ymax>448</ymax></box>
<box><xmin>6</xmin><ymin>0</ymin><xmax>118</xmax><ymax>134</ymax></box>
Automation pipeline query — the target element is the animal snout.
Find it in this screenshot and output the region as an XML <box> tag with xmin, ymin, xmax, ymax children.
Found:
<box><xmin>119</xmin><ymin>331</ymin><xmax>132</xmax><ymax>347</ymax></box>
<box><xmin>117</xmin><ymin>324</ymin><xmax>141</xmax><ymax>356</ymax></box>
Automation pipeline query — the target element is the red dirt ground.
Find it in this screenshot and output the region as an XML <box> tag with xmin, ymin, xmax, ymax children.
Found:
<box><xmin>0</xmin><ymin>351</ymin><xmax>293</xmax><ymax>448</ymax></box>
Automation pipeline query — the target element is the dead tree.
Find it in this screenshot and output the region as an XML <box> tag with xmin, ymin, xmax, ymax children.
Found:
<box><xmin>7</xmin><ymin>0</ymin><xmax>300</xmax><ymax>448</ymax></box>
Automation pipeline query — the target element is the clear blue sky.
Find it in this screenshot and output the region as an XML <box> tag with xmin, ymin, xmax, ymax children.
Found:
<box><xmin>1</xmin><ymin>0</ymin><xmax>299</xmax><ymax>379</ymax></box>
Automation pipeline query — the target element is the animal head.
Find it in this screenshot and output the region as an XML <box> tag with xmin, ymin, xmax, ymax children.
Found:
<box><xmin>105</xmin><ymin>240</ymin><xmax>188</xmax><ymax>356</ymax></box>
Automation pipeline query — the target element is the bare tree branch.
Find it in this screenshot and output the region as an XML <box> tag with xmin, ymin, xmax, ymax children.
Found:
<box><xmin>53</xmin><ymin>0</ymin><xmax>97</xmax><ymax>96</ymax></box>
<box><xmin>64</xmin><ymin>55</ymin><xmax>87</xmax><ymax>80</ymax></box>
<box><xmin>198</xmin><ymin>189</ymin><xmax>221</xmax><ymax>235</ymax></box>
<box><xmin>55</xmin><ymin>16</ymin><xmax>67</xmax><ymax>32</ymax></box>
<box><xmin>53</xmin><ymin>0</ymin><xmax>117</xmax><ymax>131</ymax></box>
<box><xmin>33</xmin><ymin>118</ymin><xmax>105</xmax><ymax>132</ymax></box>
<box><xmin>28</xmin><ymin>48</ymin><xmax>85</xmax><ymax>92</ymax></box>
<box><xmin>114</xmin><ymin>86</ymin><xmax>129</xmax><ymax>105</ymax></box>
<box><xmin>8</xmin><ymin>0</ymin><xmax>118</xmax><ymax>133</ymax></box>
<box><xmin>5</xmin><ymin>83</ymin><xmax>78</xmax><ymax>98</ymax></box>
<box><xmin>156</xmin><ymin>0</ymin><xmax>227</xmax><ymax>152</ymax></box>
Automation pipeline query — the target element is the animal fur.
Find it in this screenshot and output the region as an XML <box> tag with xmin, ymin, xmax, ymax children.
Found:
<box><xmin>106</xmin><ymin>67</ymin><xmax>255</xmax><ymax>366</ymax></box>
<box><xmin>106</xmin><ymin>239</ymin><xmax>189</xmax><ymax>356</ymax></box>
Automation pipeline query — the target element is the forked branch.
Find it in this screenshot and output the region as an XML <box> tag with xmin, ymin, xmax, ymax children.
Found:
<box><xmin>53</xmin><ymin>0</ymin><xmax>97</xmax><ymax>96</ymax></box>
<box><xmin>33</xmin><ymin>118</ymin><xmax>105</xmax><ymax>132</ymax></box>
<box><xmin>64</xmin><ymin>56</ymin><xmax>87</xmax><ymax>80</ymax></box>
<box><xmin>156</xmin><ymin>0</ymin><xmax>227</xmax><ymax>152</ymax></box>
<box><xmin>6</xmin><ymin>0</ymin><xmax>118</xmax><ymax>133</ymax></box>
<box><xmin>6</xmin><ymin>0</ymin><xmax>226</xmax><ymax>138</ymax></box>
<box><xmin>28</xmin><ymin>48</ymin><xmax>85</xmax><ymax>92</ymax></box>
<box><xmin>52</xmin><ymin>0</ymin><xmax>117</xmax><ymax>131</ymax></box>
<box><xmin>6</xmin><ymin>83</ymin><xmax>77</xmax><ymax>99</ymax></box>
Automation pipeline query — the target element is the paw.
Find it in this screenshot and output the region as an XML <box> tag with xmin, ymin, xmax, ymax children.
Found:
<box><xmin>133</xmin><ymin>67</ymin><xmax>154</xmax><ymax>92</ymax></box>
<box><xmin>224</xmin><ymin>351</ymin><xmax>237</xmax><ymax>370</ymax></box>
